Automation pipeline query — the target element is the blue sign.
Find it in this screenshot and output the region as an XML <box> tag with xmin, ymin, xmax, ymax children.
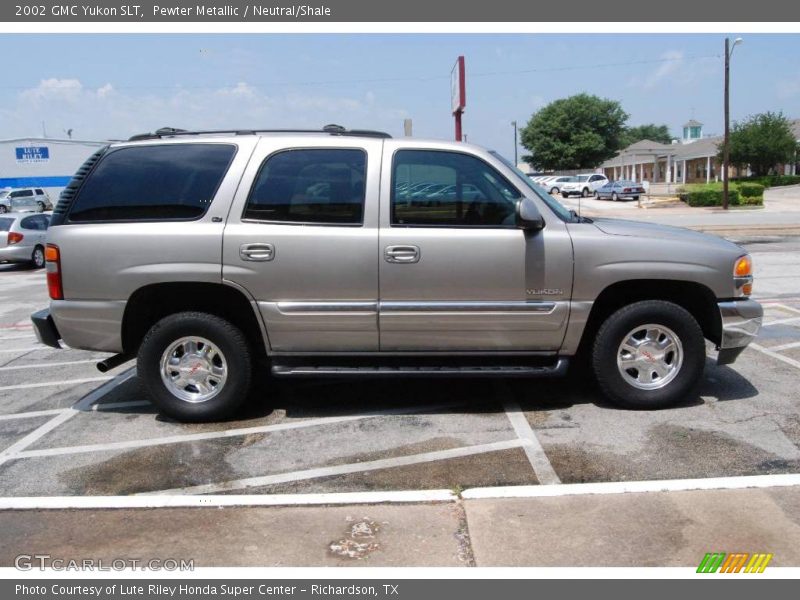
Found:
<box><xmin>15</xmin><ymin>146</ymin><xmax>50</xmax><ymax>163</ymax></box>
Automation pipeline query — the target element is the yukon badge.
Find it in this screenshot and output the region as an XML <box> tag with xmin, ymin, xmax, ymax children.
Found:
<box><xmin>527</xmin><ymin>288</ymin><xmax>564</xmax><ymax>296</ymax></box>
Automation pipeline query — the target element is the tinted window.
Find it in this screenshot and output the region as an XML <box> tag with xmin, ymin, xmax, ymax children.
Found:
<box><xmin>392</xmin><ymin>150</ymin><xmax>520</xmax><ymax>227</ymax></box>
<box><xmin>0</xmin><ymin>218</ymin><xmax>12</xmax><ymax>232</ymax></box>
<box><xmin>21</xmin><ymin>215</ymin><xmax>49</xmax><ymax>230</ymax></box>
<box><xmin>244</xmin><ymin>149</ymin><xmax>366</xmax><ymax>225</ymax></box>
<box><xmin>69</xmin><ymin>144</ymin><xmax>236</xmax><ymax>222</ymax></box>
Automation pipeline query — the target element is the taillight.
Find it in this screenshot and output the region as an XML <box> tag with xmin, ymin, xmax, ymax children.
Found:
<box><xmin>623</xmin><ymin>188</ymin><xmax>631</xmax><ymax>193</ymax></box>
<box><xmin>45</xmin><ymin>244</ymin><xmax>63</xmax><ymax>300</ymax></box>
<box><xmin>7</xmin><ymin>232</ymin><xmax>23</xmax><ymax>245</ymax></box>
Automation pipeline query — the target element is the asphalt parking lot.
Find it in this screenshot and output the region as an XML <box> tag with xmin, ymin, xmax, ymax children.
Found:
<box><xmin>1</xmin><ymin>236</ymin><xmax>799</xmax><ymax>498</ymax></box>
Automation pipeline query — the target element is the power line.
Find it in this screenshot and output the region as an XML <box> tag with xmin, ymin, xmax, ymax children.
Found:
<box><xmin>8</xmin><ymin>53</ymin><xmax>720</xmax><ymax>91</ymax></box>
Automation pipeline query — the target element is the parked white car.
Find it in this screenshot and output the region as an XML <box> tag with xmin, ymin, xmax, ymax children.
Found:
<box><xmin>544</xmin><ymin>176</ymin><xmax>575</xmax><ymax>195</ymax></box>
<box><xmin>560</xmin><ymin>174</ymin><xmax>609</xmax><ymax>198</ymax></box>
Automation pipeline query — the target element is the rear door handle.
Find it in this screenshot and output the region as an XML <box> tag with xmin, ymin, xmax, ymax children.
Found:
<box><xmin>239</xmin><ymin>243</ymin><xmax>275</xmax><ymax>262</ymax></box>
<box><xmin>384</xmin><ymin>245</ymin><xmax>420</xmax><ymax>264</ymax></box>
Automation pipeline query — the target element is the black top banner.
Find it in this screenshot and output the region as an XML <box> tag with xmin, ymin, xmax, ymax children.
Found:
<box><xmin>3</xmin><ymin>0</ymin><xmax>800</xmax><ymax>22</ymax></box>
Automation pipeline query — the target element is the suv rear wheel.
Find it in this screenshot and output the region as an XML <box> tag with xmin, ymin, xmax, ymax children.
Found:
<box><xmin>592</xmin><ymin>300</ymin><xmax>705</xmax><ymax>409</ymax></box>
<box><xmin>137</xmin><ymin>311</ymin><xmax>252</xmax><ymax>422</ymax></box>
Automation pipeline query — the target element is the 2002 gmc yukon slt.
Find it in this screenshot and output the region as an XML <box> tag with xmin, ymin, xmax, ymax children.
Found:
<box><xmin>30</xmin><ymin>125</ymin><xmax>763</xmax><ymax>422</ymax></box>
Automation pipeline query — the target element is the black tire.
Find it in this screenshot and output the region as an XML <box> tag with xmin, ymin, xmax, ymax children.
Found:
<box><xmin>561</xmin><ymin>192</ymin><xmax>569</xmax><ymax>198</ymax></box>
<box><xmin>549</xmin><ymin>187</ymin><xmax>558</xmax><ymax>195</ymax></box>
<box><xmin>611</xmin><ymin>192</ymin><xmax>619</xmax><ymax>202</ymax></box>
<box><xmin>581</xmin><ymin>188</ymin><xmax>590</xmax><ymax>198</ymax></box>
<box><xmin>36</xmin><ymin>201</ymin><xmax>46</xmax><ymax>212</ymax></box>
<box><xmin>593</xmin><ymin>190</ymin><xmax>599</xmax><ymax>198</ymax></box>
<box><xmin>633</xmin><ymin>195</ymin><xmax>640</xmax><ymax>201</ymax></box>
<box><xmin>0</xmin><ymin>205</ymin><xmax>6</xmax><ymax>214</ymax></box>
<box><xmin>137</xmin><ymin>311</ymin><xmax>253</xmax><ymax>422</ymax></box>
<box><xmin>31</xmin><ymin>245</ymin><xmax>45</xmax><ymax>269</ymax></box>
<box><xmin>592</xmin><ymin>300</ymin><xmax>705</xmax><ymax>410</ymax></box>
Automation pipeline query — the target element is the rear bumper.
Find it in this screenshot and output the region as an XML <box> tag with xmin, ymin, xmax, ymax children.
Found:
<box><xmin>31</xmin><ymin>308</ymin><xmax>62</xmax><ymax>349</ymax></box>
<box><xmin>0</xmin><ymin>244</ymin><xmax>33</xmax><ymax>263</ymax></box>
<box><xmin>717</xmin><ymin>299</ymin><xmax>763</xmax><ymax>365</ymax></box>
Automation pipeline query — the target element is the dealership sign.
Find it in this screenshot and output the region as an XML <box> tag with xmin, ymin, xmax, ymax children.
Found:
<box><xmin>15</xmin><ymin>146</ymin><xmax>50</xmax><ymax>163</ymax></box>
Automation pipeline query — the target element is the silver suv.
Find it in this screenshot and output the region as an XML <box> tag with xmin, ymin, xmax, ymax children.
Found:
<box><xmin>0</xmin><ymin>187</ymin><xmax>51</xmax><ymax>213</ymax></box>
<box><xmin>30</xmin><ymin>126</ymin><xmax>762</xmax><ymax>422</ymax></box>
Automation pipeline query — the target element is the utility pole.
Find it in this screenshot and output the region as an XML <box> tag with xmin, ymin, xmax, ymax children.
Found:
<box><xmin>723</xmin><ymin>37</ymin><xmax>743</xmax><ymax>210</ymax></box>
<box><xmin>512</xmin><ymin>121</ymin><xmax>518</xmax><ymax>166</ymax></box>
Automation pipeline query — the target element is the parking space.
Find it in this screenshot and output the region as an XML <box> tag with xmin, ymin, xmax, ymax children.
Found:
<box><xmin>1</xmin><ymin>238</ymin><xmax>799</xmax><ymax>498</ymax></box>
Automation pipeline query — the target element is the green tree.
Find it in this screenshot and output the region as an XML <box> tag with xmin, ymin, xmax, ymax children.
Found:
<box><xmin>520</xmin><ymin>94</ymin><xmax>628</xmax><ymax>171</ymax></box>
<box><xmin>722</xmin><ymin>112</ymin><xmax>798</xmax><ymax>176</ymax></box>
<box><xmin>620</xmin><ymin>123</ymin><xmax>673</xmax><ymax>147</ymax></box>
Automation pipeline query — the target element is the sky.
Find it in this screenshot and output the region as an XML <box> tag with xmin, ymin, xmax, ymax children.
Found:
<box><xmin>0</xmin><ymin>33</ymin><xmax>798</xmax><ymax>160</ymax></box>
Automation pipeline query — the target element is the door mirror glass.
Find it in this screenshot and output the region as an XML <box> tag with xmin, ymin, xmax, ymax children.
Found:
<box><xmin>516</xmin><ymin>197</ymin><xmax>545</xmax><ymax>230</ymax></box>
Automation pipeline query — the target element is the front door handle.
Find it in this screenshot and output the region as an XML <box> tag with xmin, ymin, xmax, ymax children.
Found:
<box><xmin>239</xmin><ymin>243</ymin><xmax>275</xmax><ymax>262</ymax></box>
<box><xmin>384</xmin><ymin>245</ymin><xmax>420</xmax><ymax>264</ymax></box>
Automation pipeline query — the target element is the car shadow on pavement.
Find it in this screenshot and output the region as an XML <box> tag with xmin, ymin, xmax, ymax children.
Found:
<box><xmin>82</xmin><ymin>356</ymin><xmax>761</xmax><ymax>424</ymax></box>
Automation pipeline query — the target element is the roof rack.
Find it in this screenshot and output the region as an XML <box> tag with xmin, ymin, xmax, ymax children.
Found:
<box><xmin>128</xmin><ymin>124</ymin><xmax>392</xmax><ymax>142</ymax></box>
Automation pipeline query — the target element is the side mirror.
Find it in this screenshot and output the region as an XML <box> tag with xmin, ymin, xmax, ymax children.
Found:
<box><xmin>516</xmin><ymin>197</ymin><xmax>545</xmax><ymax>231</ymax></box>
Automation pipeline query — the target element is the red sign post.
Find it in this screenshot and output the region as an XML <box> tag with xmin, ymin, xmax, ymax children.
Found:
<box><xmin>451</xmin><ymin>56</ymin><xmax>466</xmax><ymax>141</ymax></box>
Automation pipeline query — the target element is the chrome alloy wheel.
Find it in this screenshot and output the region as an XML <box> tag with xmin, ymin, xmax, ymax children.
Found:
<box><xmin>616</xmin><ymin>324</ymin><xmax>683</xmax><ymax>390</ymax></box>
<box><xmin>160</xmin><ymin>336</ymin><xmax>228</xmax><ymax>403</ymax></box>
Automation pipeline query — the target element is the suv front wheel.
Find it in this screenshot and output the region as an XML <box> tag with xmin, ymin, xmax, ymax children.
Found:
<box><xmin>137</xmin><ymin>312</ymin><xmax>252</xmax><ymax>422</ymax></box>
<box><xmin>592</xmin><ymin>300</ymin><xmax>705</xmax><ymax>409</ymax></box>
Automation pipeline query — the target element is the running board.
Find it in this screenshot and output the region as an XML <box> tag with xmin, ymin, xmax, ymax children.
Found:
<box><xmin>271</xmin><ymin>358</ymin><xmax>569</xmax><ymax>378</ymax></box>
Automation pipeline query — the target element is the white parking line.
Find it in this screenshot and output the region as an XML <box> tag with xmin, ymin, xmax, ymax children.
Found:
<box><xmin>0</xmin><ymin>346</ymin><xmax>42</xmax><ymax>354</ymax></box>
<box><xmin>767</xmin><ymin>303</ymin><xmax>800</xmax><ymax>315</ymax></box>
<box><xmin>0</xmin><ymin>489</ymin><xmax>457</xmax><ymax>510</ymax></box>
<box><xmin>767</xmin><ymin>340</ymin><xmax>800</xmax><ymax>352</ymax></box>
<box><xmin>762</xmin><ymin>316</ymin><xmax>800</xmax><ymax>326</ymax></box>
<box><xmin>12</xmin><ymin>400</ymin><xmax>468</xmax><ymax>460</ymax></box>
<box><xmin>0</xmin><ymin>376</ymin><xmax>112</xmax><ymax>392</ymax></box>
<box><xmin>0</xmin><ymin>359</ymin><xmax>99</xmax><ymax>372</ymax></box>
<box><xmin>139</xmin><ymin>439</ymin><xmax>529</xmax><ymax>496</ymax></box>
<box><xmin>500</xmin><ymin>392</ymin><xmax>561</xmax><ymax>485</ymax></box>
<box><xmin>461</xmin><ymin>473</ymin><xmax>800</xmax><ymax>500</ymax></box>
<box><xmin>0</xmin><ymin>370</ymin><xmax>135</xmax><ymax>467</ymax></box>
<box><xmin>0</xmin><ymin>334</ymin><xmax>36</xmax><ymax>341</ymax></box>
<box><xmin>0</xmin><ymin>408</ymin><xmax>66</xmax><ymax>422</ymax></box>
<box><xmin>750</xmin><ymin>342</ymin><xmax>800</xmax><ymax>371</ymax></box>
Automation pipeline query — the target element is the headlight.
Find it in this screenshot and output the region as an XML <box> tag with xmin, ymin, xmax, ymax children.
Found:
<box><xmin>734</xmin><ymin>254</ymin><xmax>753</xmax><ymax>296</ymax></box>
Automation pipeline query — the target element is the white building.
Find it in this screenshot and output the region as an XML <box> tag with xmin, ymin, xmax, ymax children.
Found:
<box><xmin>0</xmin><ymin>138</ymin><xmax>107</xmax><ymax>198</ymax></box>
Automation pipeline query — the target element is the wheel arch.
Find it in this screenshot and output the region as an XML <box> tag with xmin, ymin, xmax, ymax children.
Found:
<box><xmin>575</xmin><ymin>279</ymin><xmax>721</xmax><ymax>357</ymax></box>
<box><xmin>121</xmin><ymin>281</ymin><xmax>270</xmax><ymax>359</ymax></box>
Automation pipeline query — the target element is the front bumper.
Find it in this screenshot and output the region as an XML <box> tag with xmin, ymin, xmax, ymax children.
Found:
<box><xmin>31</xmin><ymin>308</ymin><xmax>62</xmax><ymax>349</ymax></box>
<box><xmin>717</xmin><ymin>299</ymin><xmax>763</xmax><ymax>365</ymax></box>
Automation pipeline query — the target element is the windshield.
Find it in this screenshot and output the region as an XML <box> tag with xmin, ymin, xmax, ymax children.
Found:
<box><xmin>0</xmin><ymin>191</ymin><xmax>8</xmax><ymax>198</ymax></box>
<box><xmin>489</xmin><ymin>151</ymin><xmax>576</xmax><ymax>222</ymax></box>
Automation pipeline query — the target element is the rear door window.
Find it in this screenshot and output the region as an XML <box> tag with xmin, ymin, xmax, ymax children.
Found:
<box><xmin>244</xmin><ymin>148</ymin><xmax>367</xmax><ymax>225</ymax></box>
<box><xmin>68</xmin><ymin>143</ymin><xmax>236</xmax><ymax>222</ymax></box>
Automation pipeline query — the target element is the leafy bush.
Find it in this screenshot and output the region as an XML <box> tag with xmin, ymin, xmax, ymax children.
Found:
<box><xmin>733</xmin><ymin>174</ymin><xmax>800</xmax><ymax>188</ymax></box>
<box><xmin>737</xmin><ymin>182</ymin><xmax>765</xmax><ymax>198</ymax></box>
<box><xmin>677</xmin><ymin>182</ymin><xmax>763</xmax><ymax>206</ymax></box>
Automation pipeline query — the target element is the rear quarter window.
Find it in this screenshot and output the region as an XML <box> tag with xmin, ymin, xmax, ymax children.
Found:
<box><xmin>67</xmin><ymin>143</ymin><xmax>236</xmax><ymax>222</ymax></box>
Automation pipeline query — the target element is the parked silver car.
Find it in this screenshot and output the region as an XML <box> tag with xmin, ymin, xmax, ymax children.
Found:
<box><xmin>0</xmin><ymin>212</ymin><xmax>50</xmax><ymax>268</ymax></box>
<box><xmin>0</xmin><ymin>188</ymin><xmax>51</xmax><ymax>213</ymax></box>
<box><xmin>31</xmin><ymin>126</ymin><xmax>761</xmax><ymax>422</ymax></box>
